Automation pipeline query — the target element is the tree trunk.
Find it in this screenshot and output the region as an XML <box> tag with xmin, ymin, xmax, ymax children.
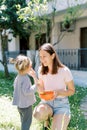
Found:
<box><xmin>1</xmin><ymin>33</ymin><xmax>9</xmax><ymax>77</ymax></box>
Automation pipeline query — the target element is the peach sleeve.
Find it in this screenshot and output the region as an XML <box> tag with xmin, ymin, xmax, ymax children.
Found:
<box><xmin>64</xmin><ymin>67</ymin><xmax>73</xmax><ymax>82</ymax></box>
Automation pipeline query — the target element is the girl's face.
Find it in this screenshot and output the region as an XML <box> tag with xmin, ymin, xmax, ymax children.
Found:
<box><xmin>23</xmin><ymin>62</ymin><xmax>32</xmax><ymax>74</ymax></box>
<box><xmin>26</xmin><ymin>62</ymin><xmax>32</xmax><ymax>72</ymax></box>
<box><xmin>39</xmin><ymin>50</ymin><xmax>54</xmax><ymax>67</ymax></box>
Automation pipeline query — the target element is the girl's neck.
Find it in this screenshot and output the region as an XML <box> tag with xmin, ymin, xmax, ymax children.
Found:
<box><xmin>19</xmin><ymin>71</ymin><xmax>26</xmax><ymax>75</ymax></box>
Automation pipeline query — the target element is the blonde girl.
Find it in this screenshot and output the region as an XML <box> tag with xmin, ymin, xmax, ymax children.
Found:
<box><xmin>10</xmin><ymin>55</ymin><xmax>36</xmax><ymax>130</ymax></box>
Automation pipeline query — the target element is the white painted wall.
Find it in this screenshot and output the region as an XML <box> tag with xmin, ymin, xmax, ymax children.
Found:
<box><xmin>8</xmin><ymin>34</ymin><xmax>19</xmax><ymax>51</ymax></box>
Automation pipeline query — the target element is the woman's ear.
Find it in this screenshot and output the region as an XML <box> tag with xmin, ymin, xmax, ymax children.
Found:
<box><xmin>52</xmin><ymin>53</ymin><xmax>55</xmax><ymax>59</ymax></box>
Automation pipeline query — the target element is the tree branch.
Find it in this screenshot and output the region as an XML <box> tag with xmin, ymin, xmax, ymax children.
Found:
<box><xmin>53</xmin><ymin>31</ymin><xmax>67</xmax><ymax>46</ymax></box>
<box><xmin>0</xmin><ymin>59</ymin><xmax>4</xmax><ymax>65</ymax></box>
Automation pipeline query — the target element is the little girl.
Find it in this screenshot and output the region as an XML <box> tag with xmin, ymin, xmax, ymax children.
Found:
<box><xmin>10</xmin><ymin>55</ymin><xmax>37</xmax><ymax>130</ymax></box>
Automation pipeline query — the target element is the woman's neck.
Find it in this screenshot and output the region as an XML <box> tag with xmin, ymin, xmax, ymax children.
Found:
<box><xmin>48</xmin><ymin>65</ymin><xmax>52</xmax><ymax>73</ymax></box>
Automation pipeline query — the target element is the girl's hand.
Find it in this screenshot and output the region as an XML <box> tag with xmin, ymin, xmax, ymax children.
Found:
<box><xmin>28</xmin><ymin>69</ymin><xmax>45</xmax><ymax>93</ymax></box>
<box><xmin>28</xmin><ymin>68</ymin><xmax>39</xmax><ymax>85</ymax></box>
<box><xmin>28</xmin><ymin>68</ymin><xmax>36</xmax><ymax>78</ymax></box>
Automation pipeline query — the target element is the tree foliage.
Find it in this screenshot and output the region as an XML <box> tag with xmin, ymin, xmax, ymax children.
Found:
<box><xmin>0</xmin><ymin>0</ymin><xmax>49</xmax><ymax>77</ymax></box>
<box><xmin>0</xmin><ymin>0</ymin><xmax>85</xmax><ymax>77</ymax></box>
<box><xmin>0</xmin><ymin>0</ymin><xmax>29</xmax><ymax>77</ymax></box>
<box><xmin>0</xmin><ymin>0</ymin><xmax>31</xmax><ymax>37</ymax></box>
<box><xmin>17</xmin><ymin>0</ymin><xmax>48</xmax><ymax>34</ymax></box>
<box><xmin>62</xmin><ymin>4</ymin><xmax>82</xmax><ymax>30</ymax></box>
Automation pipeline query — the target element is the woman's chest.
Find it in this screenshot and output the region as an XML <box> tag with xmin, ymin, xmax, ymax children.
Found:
<box><xmin>42</xmin><ymin>73</ymin><xmax>65</xmax><ymax>90</ymax></box>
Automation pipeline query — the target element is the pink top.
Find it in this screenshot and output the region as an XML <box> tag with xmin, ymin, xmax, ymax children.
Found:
<box><xmin>39</xmin><ymin>66</ymin><xmax>73</xmax><ymax>98</ymax></box>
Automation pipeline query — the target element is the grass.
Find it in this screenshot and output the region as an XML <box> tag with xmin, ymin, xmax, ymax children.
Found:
<box><xmin>0</xmin><ymin>71</ymin><xmax>87</xmax><ymax>130</ymax></box>
<box><xmin>68</xmin><ymin>87</ymin><xmax>87</xmax><ymax>130</ymax></box>
<box><xmin>0</xmin><ymin>96</ymin><xmax>20</xmax><ymax>130</ymax></box>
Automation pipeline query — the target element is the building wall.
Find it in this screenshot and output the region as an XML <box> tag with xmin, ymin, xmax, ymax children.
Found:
<box><xmin>52</xmin><ymin>17</ymin><xmax>87</xmax><ymax>50</ymax></box>
<box><xmin>8</xmin><ymin>34</ymin><xmax>19</xmax><ymax>51</ymax></box>
<box><xmin>29</xmin><ymin>33</ymin><xmax>36</xmax><ymax>50</ymax></box>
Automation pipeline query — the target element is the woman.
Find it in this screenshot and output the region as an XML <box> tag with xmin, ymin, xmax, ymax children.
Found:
<box><xmin>37</xmin><ymin>43</ymin><xmax>75</xmax><ymax>130</ymax></box>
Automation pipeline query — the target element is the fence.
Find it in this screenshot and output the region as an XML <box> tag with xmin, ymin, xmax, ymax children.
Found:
<box><xmin>57</xmin><ymin>48</ymin><xmax>87</xmax><ymax>70</ymax></box>
<box><xmin>0</xmin><ymin>48</ymin><xmax>87</xmax><ymax>71</ymax></box>
<box><xmin>56</xmin><ymin>49</ymin><xmax>79</xmax><ymax>70</ymax></box>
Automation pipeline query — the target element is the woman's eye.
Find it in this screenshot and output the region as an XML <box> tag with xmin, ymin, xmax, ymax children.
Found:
<box><xmin>40</xmin><ymin>56</ymin><xmax>46</xmax><ymax>59</ymax></box>
<box><xmin>43</xmin><ymin>56</ymin><xmax>46</xmax><ymax>58</ymax></box>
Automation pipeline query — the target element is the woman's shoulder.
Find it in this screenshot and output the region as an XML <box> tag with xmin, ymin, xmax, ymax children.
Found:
<box><xmin>60</xmin><ymin>66</ymin><xmax>73</xmax><ymax>81</ymax></box>
<box><xmin>59</xmin><ymin>66</ymin><xmax>71</xmax><ymax>73</ymax></box>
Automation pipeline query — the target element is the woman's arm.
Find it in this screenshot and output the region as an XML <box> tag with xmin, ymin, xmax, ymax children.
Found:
<box><xmin>54</xmin><ymin>80</ymin><xmax>75</xmax><ymax>97</ymax></box>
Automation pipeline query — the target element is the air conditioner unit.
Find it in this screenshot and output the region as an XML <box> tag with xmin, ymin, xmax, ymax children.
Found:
<box><xmin>60</xmin><ymin>22</ymin><xmax>75</xmax><ymax>32</ymax></box>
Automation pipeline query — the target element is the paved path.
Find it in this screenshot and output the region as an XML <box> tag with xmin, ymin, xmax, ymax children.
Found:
<box><xmin>71</xmin><ymin>70</ymin><xmax>87</xmax><ymax>88</ymax></box>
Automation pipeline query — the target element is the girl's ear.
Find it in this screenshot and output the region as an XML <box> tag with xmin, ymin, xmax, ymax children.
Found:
<box><xmin>52</xmin><ymin>53</ymin><xmax>55</xmax><ymax>59</ymax></box>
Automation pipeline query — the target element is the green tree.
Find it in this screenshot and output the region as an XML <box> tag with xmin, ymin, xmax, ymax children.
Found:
<box><xmin>0</xmin><ymin>0</ymin><xmax>29</xmax><ymax>77</ymax></box>
<box><xmin>18</xmin><ymin>0</ymin><xmax>50</xmax><ymax>47</ymax></box>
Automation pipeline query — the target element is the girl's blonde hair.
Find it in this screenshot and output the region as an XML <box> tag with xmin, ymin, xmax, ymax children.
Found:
<box><xmin>9</xmin><ymin>55</ymin><xmax>32</xmax><ymax>72</ymax></box>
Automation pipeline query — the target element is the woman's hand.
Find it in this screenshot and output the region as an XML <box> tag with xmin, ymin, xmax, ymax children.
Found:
<box><xmin>53</xmin><ymin>90</ymin><xmax>58</xmax><ymax>99</ymax></box>
<box><xmin>37</xmin><ymin>80</ymin><xmax>45</xmax><ymax>93</ymax></box>
<box><xmin>53</xmin><ymin>80</ymin><xmax>75</xmax><ymax>98</ymax></box>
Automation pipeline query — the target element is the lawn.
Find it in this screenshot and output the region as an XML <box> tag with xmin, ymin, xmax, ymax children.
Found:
<box><xmin>0</xmin><ymin>71</ymin><xmax>87</xmax><ymax>130</ymax></box>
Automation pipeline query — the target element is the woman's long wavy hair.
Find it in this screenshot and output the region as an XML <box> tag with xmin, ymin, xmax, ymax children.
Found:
<box><xmin>39</xmin><ymin>43</ymin><xmax>64</xmax><ymax>74</ymax></box>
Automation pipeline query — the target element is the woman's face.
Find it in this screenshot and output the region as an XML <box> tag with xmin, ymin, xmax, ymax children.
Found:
<box><xmin>39</xmin><ymin>50</ymin><xmax>53</xmax><ymax>67</ymax></box>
